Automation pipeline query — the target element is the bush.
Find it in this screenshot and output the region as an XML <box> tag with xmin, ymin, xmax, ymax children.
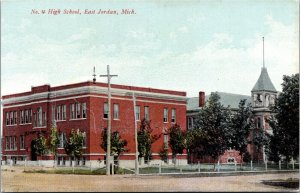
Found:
<box><xmin>243</xmin><ymin>151</ymin><xmax>252</xmax><ymax>163</ymax></box>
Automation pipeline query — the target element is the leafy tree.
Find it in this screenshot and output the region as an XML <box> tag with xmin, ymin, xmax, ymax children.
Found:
<box><xmin>64</xmin><ymin>129</ymin><xmax>84</xmax><ymax>160</ymax></box>
<box><xmin>34</xmin><ymin>134</ymin><xmax>48</xmax><ymax>156</ymax></box>
<box><xmin>267</xmin><ymin>73</ymin><xmax>299</xmax><ymax>163</ymax></box>
<box><xmin>137</xmin><ymin>119</ymin><xmax>160</xmax><ymax>162</ymax></box>
<box><xmin>265</xmin><ymin>118</ymin><xmax>281</xmax><ymax>162</ymax></box>
<box><xmin>48</xmin><ymin>127</ymin><xmax>59</xmax><ymax>157</ymax></box>
<box><xmin>168</xmin><ymin>124</ymin><xmax>185</xmax><ymax>161</ymax></box>
<box><xmin>252</xmin><ymin>127</ymin><xmax>270</xmax><ymax>161</ymax></box>
<box><xmin>191</xmin><ymin>93</ymin><xmax>231</xmax><ymax>164</ymax></box>
<box><xmin>243</xmin><ymin>151</ymin><xmax>252</xmax><ymax>163</ymax></box>
<box><xmin>159</xmin><ymin>145</ymin><xmax>168</xmax><ymax>163</ymax></box>
<box><xmin>229</xmin><ymin>99</ymin><xmax>255</xmax><ymax>163</ymax></box>
<box><xmin>100</xmin><ymin>128</ymin><xmax>128</xmax><ymax>161</ymax></box>
<box><xmin>186</xmin><ymin>128</ymin><xmax>208</xmax><ymax>160</ymax></box>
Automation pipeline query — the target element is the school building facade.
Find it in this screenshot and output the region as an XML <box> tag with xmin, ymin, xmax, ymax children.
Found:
<box><xmin>1</xmin><ymin>81</ymin><xmax>187</xmax><ymax>167</ymax></box>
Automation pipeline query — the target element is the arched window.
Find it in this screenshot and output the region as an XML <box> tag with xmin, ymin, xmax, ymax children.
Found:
<box><xmin>257</xmin><ymin>117</ymin><xmax>262</xmax><ymax>129</ymax></box>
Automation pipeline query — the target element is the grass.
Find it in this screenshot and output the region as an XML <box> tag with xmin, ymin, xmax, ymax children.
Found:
<box><xmin>20</xmin><ymin>163</ymin><xmax>299</xmax><ymax>176</ymax></box>
<box><xmin>23</xmin><ymin>167</ymin><xmax>135</xmax><ymax>175</ymax></box>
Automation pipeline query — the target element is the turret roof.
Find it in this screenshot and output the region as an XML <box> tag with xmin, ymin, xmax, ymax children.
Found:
<box><xmin>251</xmin><ymin>67</ymin><xmax>277</xmax><ymax>92</ymax></box>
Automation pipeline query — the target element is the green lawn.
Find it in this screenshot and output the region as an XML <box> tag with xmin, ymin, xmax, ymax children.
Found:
<box><xmin>23</xmin><ymin>167</ymin><xmax>134</xmax><ymax>175</ymax></box>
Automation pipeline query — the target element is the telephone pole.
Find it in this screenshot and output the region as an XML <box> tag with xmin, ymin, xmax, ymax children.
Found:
<box><xmin>132</xmin><ymin>92</ymin><xmax>139</xmax><ymax>175</ymax></box>
<box><xmin>100</xmin><ymin>65</ymin><xmax>118</xmax><ymax>175</ymax></box>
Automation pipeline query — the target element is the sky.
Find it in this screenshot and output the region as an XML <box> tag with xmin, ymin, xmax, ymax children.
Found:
<box><xmin>1</xmin><ymin>0</ymin><xmax>299</xmax><ymax>98</ymax></box>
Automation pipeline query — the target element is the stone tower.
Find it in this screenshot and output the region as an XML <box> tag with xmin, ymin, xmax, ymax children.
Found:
<box><xmin>250</xmin><ymin>38</ymin><xmax>278</xmax><ymax>162</ymax></box>
<box><xmin>251</xmin><ymin>66</ymin><xmax>278</xmax><ymax>131</ymax></box>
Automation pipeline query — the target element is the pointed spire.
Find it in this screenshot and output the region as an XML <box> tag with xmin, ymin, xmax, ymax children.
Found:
<box><xmin>252</xmin><ymin>67</ymin><xmax>277</xmax><ymax>92</ymax></box>
<box><xmin>252</xmin><ymin>37</ymin><xmax>277</xmax><ymax>92</ymax></box>
<box><xmin>93</xmin><ymin>66</ymin><xmax>96</xmax><ymax>84</ymax></box>
<box><xmin>263</xmin><ymin>37</ymin><xmax>265</xmax><ymax>68</ymax></box>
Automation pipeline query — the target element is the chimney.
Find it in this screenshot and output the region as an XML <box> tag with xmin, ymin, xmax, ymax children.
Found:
<box><xmin>199</xmin><ymin>91</ymin><xmax>205</xmax><ymax>107</ymax></box>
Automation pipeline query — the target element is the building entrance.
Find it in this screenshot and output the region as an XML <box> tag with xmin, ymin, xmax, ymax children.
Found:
<box><xmin>31</xmin><ymin>140</ymin><xmax>38</xmax><ymax>161</ymax></box>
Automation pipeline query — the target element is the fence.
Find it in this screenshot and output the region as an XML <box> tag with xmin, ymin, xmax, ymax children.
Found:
<box><xmin>2</xmin><ymin>159</ymin><xmax>299</xmax><ymax>175</ymax></box>
<box><xmin>137</xmin><ymin>161</ymin><xmax>299</xmax><ymax>175</ymax></box>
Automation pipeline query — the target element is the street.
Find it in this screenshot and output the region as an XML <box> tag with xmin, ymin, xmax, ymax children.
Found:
<box><xmin>1</xmin><ymin>166</ymin><xmax>298</xmax><ymax>192</ymax></box>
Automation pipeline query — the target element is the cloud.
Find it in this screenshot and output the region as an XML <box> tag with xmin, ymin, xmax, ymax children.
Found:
<box><xmin>66</xmin><ymin>28</ymin><xmax>97</xmax><ymax>43</ymax></box>
<box><xmin>1</xmin><ymin>12</ymin><xmax>298</xmax><ymax>99</ymax></box>
<box><xmin>150</xmin><ymin>15</ymin><xmax>299</xmax><ymax>97</ymax></box>
<box><xmin>169</xmin><ymin>26</ymin><xmax>190</xmax><ymax>40</ymax></box>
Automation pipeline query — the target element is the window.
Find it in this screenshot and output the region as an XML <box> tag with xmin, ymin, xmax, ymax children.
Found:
<box><xmin>164</xmin><ymin>134</ymin><xmax>168</xmax><ymax>149</ymax></box>
<box><xmin>6</xmin><ymin>112</ymin><xmax>9</xmax><ymax>125</ymax></box>
<box><xmin>59</xmin><ymin>133</ymin><xmax>65</xmax><ymax>148</ymax></box>
<box><xmin>188</xmin><ymin>117</ymin><xmax>194</xmax><ymax>129</ymax></box>
<box><xmin>144</xmin><ymin>106</ymin><xmax>149</xmax><ymax>120</ymax></box>
<box><xmin>57</xmin><ymin>157</ymin><xmax>61</xmax><ymax>165</ymax></box>
<box><xmin>82</xmin><ymin>103</ymin><xmax>86</xmax><ymax>118</ymax></box>
<box><xmin>20</xmin><ymin>110</ymin><xmax>24</xmax><ymax>124</ymax></box>
<box><xmin>257</xmin><ymin>117</ymin><xmax>262</xmax><ymax>129</ymax></box>
<box><xmin>82</xmin><ymin>157</ymin><xmax>86</xmax><ymax>166</ymax></box>
<box><xmin>9</xmin><ymin>136</ymin><xmax>13</xmax><ymax>150</ymax></box>
<box><xmin>171</xmin><ymin>109</ymin><xmax>176</xmax><ymax>123</ymax></box>
<box><xmin>62</xmin><ymin>105</ymin><xmax>66</xmax><ymax>120</ymax></box>
<box><xmin>20</xmin><ymin>135</ymin><xmax>25</xmax><ymax>149</ymax></box>
<box><xmin>43</xmin><ymin>112</ymin><xmax>47</xmax><ymax>126</ymax></box>
<box><xmin>5</xmin><ymin>137</ymin><xmax>9</xmax><ymax>150</ymax></box>
<box><xmin>163</xmin><ymin>108</ymin><xmax>168</xmax><ymax>122</ymax></box>
<box><xmin>29</xmin><ymin>109</ymin><xmax>32</xmax><ymax>123</ymax></box>
<box><xmin>135</xmin><ymin>106</ymin><xmax>140</xmax><ymax>121</ymax></box>
<box><xmin>113</xmin><ymin>104</ymin><xmax>119</xmax><ymax>119</ymax></box>
<box><xmin>13</xmin><ymin>111</ymin><xmax>17</xmax><ymax>125</ymax></box>
<box><xmin>25</xmin><ymin>110</ymin><xmax>29</xmax><ymax>123</ymax></box>
<box><xmin>227</xmin><ymin>157</ymin><xmax>235</xmax><ymax>164</ymax></box>
<box><xmin>56</xmin><ymin>106</ymin><xmax>61</xmax><ymax>120</ymax></box>
<box><xmin>10</xmin><ymin>112</ymin><xmax>13</xmax><ymax>125</ymax></box>
<box><xmin>33</xmin><ymin>113</ymin><xmax>37</xmax><ymax>127</ymax></box>
<box><xmin>70</xmin><ymin>104</ymin><xmax>75</xmax><ymax>119</ymax></box>
<box><xmin>62</xmin><ymin>157</ymin><xmax>66</xmax><ymax>165</ymax></box>
<box><xmin>52</xmin><ymin>105</ymin><xmax>56</xmax><ymax>121</ymax></box>
<box><xmin>76</xmin><ymin>103</ymin><xmax>81</xmax><ymax>118</ymax></box>
<box><xmin>37</xmin><ymin>107</ymin><xmax>42</xmax><ymax>127</ymax></box>
<box><xmin>13</xmin><ymin>136</ymin><xmax>17</xmax><ymax>150</ymax></box>
<box><xmin>103</xmin><ymin>103</ymin><xmax>108</xmax><ymax>119</ymax></box>
<box><xmin>82</xmin><ymin>132</ymin><xmax>87</xmax><ymax>147</ymax></box>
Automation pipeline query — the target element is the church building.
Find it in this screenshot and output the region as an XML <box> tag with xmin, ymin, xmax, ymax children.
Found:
<box><xmin>187</xmin><ymin>64</ymin><xmax>278</xmax><ymax>164</ymax></box>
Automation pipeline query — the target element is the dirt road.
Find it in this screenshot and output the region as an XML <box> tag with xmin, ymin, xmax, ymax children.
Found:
<box><xmin>1</xmin><ymin>167</ymin><xmax>298</xmax><ymax>192</ymax></box>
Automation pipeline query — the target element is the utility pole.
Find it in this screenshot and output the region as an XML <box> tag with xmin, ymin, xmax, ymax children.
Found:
<box><xmin>100</xmin><ymin>65</ymin><xmax>118</xmax><ymax>175</ymax></box>
<box><xmin>132</xmin><ymin>92</ymin><xmax>139</xmax><ymax>175</ymax></box>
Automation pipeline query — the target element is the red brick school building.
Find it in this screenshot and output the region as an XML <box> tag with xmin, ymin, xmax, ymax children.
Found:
<box><xmin>1</xmin><ymin>81</ymin><xmax>187</xmax><ymax>167</ymax></box>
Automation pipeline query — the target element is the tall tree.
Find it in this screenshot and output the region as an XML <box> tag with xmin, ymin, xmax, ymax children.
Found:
<box><xmin>34</xmin><ymin>134</ymin><xmax>48</xmax><ymax>156</ymax></box>
<box><xmin>48</xmin><ymin>127</ymin><xmax>59</xmax><ymax>158</ymax></box>
<box><xmin>265</xmin><ymin>117</ymin><xmax>281</xmax><ymax>162</ymax></box>
<box><xmin>251</xmin><ymin>126</ymin><xmax>269</xmax><ymax>161</ymax></box>
<box><xmin>137</xmin><ymin>119</ymin><xmax>160</xmax><ymax>162</ymax></box>
<box><xmin>100</xmin><ymin>128</ymin><xmax>128</xmax><ymax>162</ymax></box>
<box><xmin>64</xmin><ymin>129</ymin><xmax>85</xmax><ymax>160</ymax></box>
<box><xmin>267</xmin><ymin>73</ymin><xmax>299</xmax><ymax>163</ymax></box>
<box><xmin>159</xmin><ymin>144</ymin><xmax>169</xmax><ymax>163</ymax></box>
<box><xmin>186</xmin><ymin>128</ymin><xmax>208</xmax><ymax>160</ymax></box>
<box><xmin>229</xmin><ymin>99</ymin><xmax>255</xmax><ymax>162</ymax></box>
<box><xmin>192</xmin><ymin>93</ymin><xmax>231</xmax><ymax>163</ymax></box>
<box><xmin>48</xmin><ymin>127</ymin><xmax>60</xmax><ymax>167</ymax></box>
<box><xmin>168</xmin><ymin>124</ymin><xmax>185</xmax><ymax>162</ymax></box>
